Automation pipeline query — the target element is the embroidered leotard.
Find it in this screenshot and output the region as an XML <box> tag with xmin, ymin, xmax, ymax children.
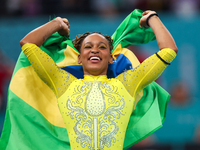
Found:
<box><xmin>22</xmin><ymin>43</ymin><xmax>176</xmax><ymax>150</ymax></box>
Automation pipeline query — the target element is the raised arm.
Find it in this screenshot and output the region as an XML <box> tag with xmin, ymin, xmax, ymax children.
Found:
<box><xmin>116</xmin><ymin>10</ymin><xmax>177</xmax><ymax>98</ymax></box>
<box><xmin>20</xmin><ymin>18</ymin><xmax>76</xmax><ymax>98</ymax></box>
<box><xmin>20</xmin><ymin>17</ymin><xmax>70</xmax><ymax>47</ymax></box>
<box><xmin>139</xmin><ymin>10</ymin><xmax>178</xmax><ymax>53</ymax></box>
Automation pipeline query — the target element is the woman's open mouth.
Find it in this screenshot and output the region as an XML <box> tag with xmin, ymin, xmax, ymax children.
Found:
<box><xmin>89</xmin><ymin>56</ymin><xmax>101</xmax><ymax>62</ymax></box>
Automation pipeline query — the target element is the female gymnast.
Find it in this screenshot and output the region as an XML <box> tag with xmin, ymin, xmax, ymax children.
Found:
<box><xmin>19</xmin><ymin>10</ymin><xmax>178</xmax><ymax>150</ymax></box>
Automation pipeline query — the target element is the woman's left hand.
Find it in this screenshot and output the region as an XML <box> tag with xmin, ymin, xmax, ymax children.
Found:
<box><xmin>139</xmin><ymin>10</ymin><xmax>157</xmax><ymax>28</ymax></box>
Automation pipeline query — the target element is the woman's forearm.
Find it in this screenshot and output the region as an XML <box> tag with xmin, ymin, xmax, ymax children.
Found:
<box><xmin>20</xmin><ymin>19</ymin><xmax>63</xmax><ymax>47</ymax></box>
<box><xmin>148</xmin><ymin>16</ymin><xmax>178</xmax><ymax>53</ymax></box>
<box><xmin>20</xmin><ymin>20</ymin><xmax>62</xmax><ymax>47</ymax></box>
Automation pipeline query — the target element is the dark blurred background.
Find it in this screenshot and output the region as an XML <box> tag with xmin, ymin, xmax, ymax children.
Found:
<box><xmin>1</xmin><ymin>0</ymin><xmax>200</xmax><ymax>150</ymax></box>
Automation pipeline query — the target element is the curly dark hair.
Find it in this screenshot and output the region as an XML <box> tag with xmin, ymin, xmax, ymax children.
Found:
<box><xmin>72</xmin><ymin>32</ymin><xmax>113</xmax><ymax>53</ymax></box>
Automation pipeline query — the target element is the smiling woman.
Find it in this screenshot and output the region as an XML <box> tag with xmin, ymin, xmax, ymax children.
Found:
<box><xmin>14</xmin><ymin>10</ymin><xmax>177</xmax><ymax>150</ymax></box>
<box><xmin>77</xmin><ymin>33</ymin><xmax>113</xmax><ymax>76</ymax></box>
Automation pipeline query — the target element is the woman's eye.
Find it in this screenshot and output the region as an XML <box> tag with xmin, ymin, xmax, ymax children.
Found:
<box><xmin>84</xmin><ymin>46</ymin><xmax>91</xmax><ymax>49</ymax></box>
<box><xmin>99</xmin><ymin>46</ymin><xmax>106</xmax><ymax>49</ymax></box>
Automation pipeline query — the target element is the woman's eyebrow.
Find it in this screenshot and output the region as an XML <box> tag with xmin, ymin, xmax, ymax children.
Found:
<box><xmin>84</xmin><ymin>41</ymin><xmax>107</xmax><ymax>46</ymax></box>
<box><xmin>99</xmin><ymin>42</ymin><xmax>107</xmax><ymax>45</ymax></box>
<box><xmin>84</xmin><ymin>42</ymin><xmax>92</xmax><ymax>45</ymax></box>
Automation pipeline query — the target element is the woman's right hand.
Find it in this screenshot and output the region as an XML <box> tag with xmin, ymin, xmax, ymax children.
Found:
<box><xmin>55</xmin><ymin>17</ymin><xmax>70</xmax><ymax>36</ymax></box>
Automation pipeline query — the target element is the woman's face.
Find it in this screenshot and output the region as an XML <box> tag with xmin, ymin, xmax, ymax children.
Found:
<box><xmin>78</xmin><ymin>33</ymin><xmax>113</xmax><ymax>76</ymax></box>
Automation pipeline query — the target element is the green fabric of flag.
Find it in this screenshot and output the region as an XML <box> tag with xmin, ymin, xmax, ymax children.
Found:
<box><xmin>112</xmin><ymin>9</ymin><xmax>156</xmax><ymax>51</ymax></box>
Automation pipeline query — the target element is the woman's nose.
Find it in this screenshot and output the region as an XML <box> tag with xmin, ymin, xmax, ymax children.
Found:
<box><xmin>91</xmin><ymin>48</ymin><xmax>99</xmax><ymax>53</ymax></box>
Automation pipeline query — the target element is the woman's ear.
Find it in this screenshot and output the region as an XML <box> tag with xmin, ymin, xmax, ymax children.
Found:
<box><xmin>109</xmin><ymin>54</ymin><xmax>113</xmax><ymax>64</ymax></box>
<box><xmin>78</xmin><ymin>54</ymin><xmax>81</xmax><ymax>64</ymax></box>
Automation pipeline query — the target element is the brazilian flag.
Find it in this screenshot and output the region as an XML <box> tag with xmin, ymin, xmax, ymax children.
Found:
<box><xmin>0</xmin><ymin>9</ymin><xmax>170</xmax><ymax>150</ymax></box>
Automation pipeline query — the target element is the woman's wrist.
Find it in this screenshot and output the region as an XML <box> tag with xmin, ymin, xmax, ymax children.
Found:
<box><xmin>146</xmin><ymin>13</ymin><xmax>159</xmax><ymax>27</ymax></box>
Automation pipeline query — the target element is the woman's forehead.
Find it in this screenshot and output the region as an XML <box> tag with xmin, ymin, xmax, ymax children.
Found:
<box><xmin>83</xmin><ymin>33</ymin><xmax>108</xmax><ymax>44</ymax></box>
